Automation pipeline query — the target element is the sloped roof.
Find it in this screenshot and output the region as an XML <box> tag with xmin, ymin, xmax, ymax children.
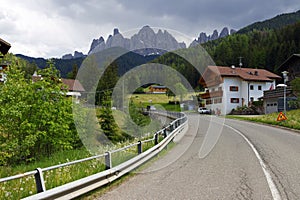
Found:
<box><xmin>0</xmin><ymin>38</ymin><xmax>11</xmax><ymax>55</ymax></box>
<box><xmin>207</xmin><ymin>65</ymin><xmax>280</xmax><ymax>81</ymax></box>
<box><xmin>150</xmin><ymin>85</ymin><xmax>167</xmax><ymax>89</ymax></box>
<box><xmin>61</xmin><ymin>78</ymin><xmax>85</xmax><ymax>92</ymax></box>
<box><xmin>278</xmin><ymin>54</ymin><xmax>300</xmax><ymax>71</ymax></box>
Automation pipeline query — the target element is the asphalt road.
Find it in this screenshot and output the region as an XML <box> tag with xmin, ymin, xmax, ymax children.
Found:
<box><xmin>97</xmin><ymin>113</ymin><xmax>300</xmax><ymax>200</ymax></box>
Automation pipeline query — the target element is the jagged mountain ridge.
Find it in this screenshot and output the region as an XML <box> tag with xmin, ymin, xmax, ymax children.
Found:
<box><xmin>190</xmin><ymin>27</ymin><xmax>236</xmax><ymax>47</ymax></box>
<box><xmin>88</xmin><ymin>26</ymin><xmax>186</xmax><ymax>55</ymax></box>
<box><xmin>62</xmin><ymin>51</ymin><xmax>86</xmax><ymax>60</ymax></box>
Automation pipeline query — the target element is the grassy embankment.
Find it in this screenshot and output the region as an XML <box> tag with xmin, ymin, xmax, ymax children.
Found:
<box><xmin>0</xmin><ymin>139</ymin><xmax>156</xmax><ymax>199</ymax></box>
<box><xmin>0</xmin><ymin>107</ymin><xmax>162</xmax><ymax>199</ymax></box>
<box><xmin>0</xmin><ymin>93</ymin><xmax>184</xmax><ymax>199</ymax></box>
<box><xmin>227</xmin><ymin>109</ymin><xmax>300</xmax><ymax>130</ymax></box>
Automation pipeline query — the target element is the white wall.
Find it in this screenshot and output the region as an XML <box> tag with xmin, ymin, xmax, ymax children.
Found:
<box><xmin>223</xmin><ymin>77</ymin><xmax>243</xmax><ymax>114</ymax></box>
<box><xmin>204</xmin><ymin>77</ymin><xmax>277</xmax><ymax>115</ymax></box>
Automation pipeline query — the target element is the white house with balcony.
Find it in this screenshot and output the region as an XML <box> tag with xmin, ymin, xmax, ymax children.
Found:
<box><xmin>199</xmin><ymin>66</ymin><xmax>281</xmax><ymax>115</ymax></box>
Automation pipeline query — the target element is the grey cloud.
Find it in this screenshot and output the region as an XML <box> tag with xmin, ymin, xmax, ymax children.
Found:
<box><xmin>1</xmin><ymin>0</ymin><xmax>300</xmax><ymax>57</ymax></box>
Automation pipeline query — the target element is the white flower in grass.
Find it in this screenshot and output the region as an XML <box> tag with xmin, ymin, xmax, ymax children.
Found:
<box><xmin>20</xmin><ymin>187</ymin><xmax>24</xmax><ymax>191</ymax></box>
<box><xmin>5</xmin><ymin>192</ymin><xmax>11</xmax><ymax>197</ymax></box>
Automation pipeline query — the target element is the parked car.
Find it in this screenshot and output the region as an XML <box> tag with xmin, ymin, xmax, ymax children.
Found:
<box><xmin>198</xmin><ymin>107</ymin><xmax>210</xmax><ymax>114</ymax></box>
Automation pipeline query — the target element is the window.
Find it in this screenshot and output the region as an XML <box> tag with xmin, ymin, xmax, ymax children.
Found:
<box><xmin>258</xmin><ymin>85</ymin><xmax>262</xmax><ymax>90</ymax></box>
<box><xmin>250</xmin><ymin>97</ymin><xmax>254</xmax><ymax>102</ymax></box>
<box><xmin>230</xmin><ymin>98</ymin><xmax>239</xmax><ymax>103</ymax></box>
<box><xmin>230</xmin><ymin>86</ymin><xmax>239</xmax><ymax>91</ymax></box>
<box><xmin>206</xmin><ymin>99</ymin><xmax>212</xmax><ymax>105</ymax></box>
<box><xmin>250</xmin><ymin>85</ymin><xmax>254</xmax><ymax>90</ymax></box>
<box><xmin>218</xmin><ymin>87</ymin><xmax>222</xmax><ymax>91</ymax></box>
<box><xmin>214</xmin><ymin>98</ymin><xmax>222</xmax><ymax>104</ymax></box>
<box><xmin>211</xmin><ymin>88</ymin><xmax>215</xmax><ymax>92</ymax></box>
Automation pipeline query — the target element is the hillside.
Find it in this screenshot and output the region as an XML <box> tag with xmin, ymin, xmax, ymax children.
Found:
<box><xmin>202</xmin><ymin>21</ymin><xmax>300</xmax><ymax>74</ymax></box>
<box><xmin>238</xmin><ymin>10</ymin><xmax>300</xmax><ymax>34</ymax></box>
<box><xmin>16</xmin><ymin>54</ymin><xmax>85</xmax><ymax>78</ymax></box>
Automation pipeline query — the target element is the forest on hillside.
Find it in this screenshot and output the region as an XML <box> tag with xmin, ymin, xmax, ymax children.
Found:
<box><xmin>203</xmin><ymin>21</ymin><xmax>300</xmax><ymax>73</ymax></box>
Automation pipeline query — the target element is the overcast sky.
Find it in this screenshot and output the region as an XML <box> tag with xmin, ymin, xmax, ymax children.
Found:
<box><xmin>1</xmin><ymin>0</ymin><xmax>299</xmax><ymax>58</ymax></box>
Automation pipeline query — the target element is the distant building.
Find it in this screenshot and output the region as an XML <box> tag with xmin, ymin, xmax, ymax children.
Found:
<box><xmin>149</xmin><ymin>85</ymin><xmax>167</xmax><ymax>94</ymax></box>
<box><xmin>61</xmin><ymin>78</ymin><xmax>85</xmax><ymax>99</ymax></box>
<box><xmin>0</xmin><ymin>61</ymin><xmax>9</xmax><ymax>83</ymax></box>
<box><xmin>32</xmin><ymin>72</ymin><xmax>85</xmax><ymax>102</ymax></box>
<box><xmin>199</xmin><ymin>65</ymin><xmax>281</xmax><ymax>115</ymax></box>
<box><xmin>263</xmin><ymin>87</ymin><xmax>296</xmax><ymax>114</ymax></box>
<box><xmin>0</xmin><ymin>38</ymin><xmax>11</xmax><ymax>56</ymax></box>
<box><xmin>0</xmin><ymin>38</ymin><xmax>11</xmax><ymax>83</ymax></box>
<box><xmin>263</xmin><ymin>54</ymin><xmax>300</xmax><ymax>114</ymax></box>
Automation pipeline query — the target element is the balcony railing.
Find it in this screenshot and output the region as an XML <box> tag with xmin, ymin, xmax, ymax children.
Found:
<box><xmin>201</xmin><ymin>90</ymin><xmax>223</xmax><ymax>99</ymax></box>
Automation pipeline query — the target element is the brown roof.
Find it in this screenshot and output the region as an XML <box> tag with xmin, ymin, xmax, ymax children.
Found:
<box><xmin>200</xmin><ymin>66</ymin><xmax>281</xmax><ymax>87</ymax></box>
<box><xmin>61</xmin><ymin>78</ymin><xmax>85</xmax><ymax>92</ymax></box>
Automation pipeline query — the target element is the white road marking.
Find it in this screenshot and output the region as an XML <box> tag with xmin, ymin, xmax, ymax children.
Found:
<box><xmin>224</xmin><ymin>124</ymin><xmax>282</xmax><ymax>200</ymax></box>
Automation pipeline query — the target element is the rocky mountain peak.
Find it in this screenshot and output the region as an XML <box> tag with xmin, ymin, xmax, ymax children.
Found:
<box><xmin>190</xmin><ymin>27</ymin><xmax>236</xmax><ymax>47</ymax></box>
<box><xmin>113</xmin><ymin>28</ymin><xmax>120</xmax><ymax>35</ymax></box>
<box><xmin>62</xmin><ymin>51</ymin><xmax>85</xmax><ymax>59</ymax></box>
<box><xmin>219</xmin><ymin>27</ymin><xmax>229</xmax><ymax>38</ymax></box>
<box><xmin>88</xmin><ymin>26</ymin><xmax>186</xmax><ymax>55</ymax></box>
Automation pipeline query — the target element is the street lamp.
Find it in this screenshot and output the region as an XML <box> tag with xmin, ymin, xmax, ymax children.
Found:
<box><xmin>277</xmin><ymin>71</ymin><xmax>288</xmax><ymax>115</ymax></box>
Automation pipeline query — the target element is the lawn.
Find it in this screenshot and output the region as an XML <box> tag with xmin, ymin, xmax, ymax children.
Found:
<box><xmin>227</xmin><ymin>109</ymin><xmax>300</xmax><ymax>130</ymax></box>
<box><xmin>129</xmin><ymin>93</ymin><xmax>197</xmax><ymax>112</ymax></box>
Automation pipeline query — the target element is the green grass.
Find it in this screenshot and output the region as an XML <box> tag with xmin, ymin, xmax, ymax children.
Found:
<box><xmin>159</xmin><ymin>103</ymin><xmax>181</xmax><ymax>112</ymax></box>
<box><xmin>0</xmin><ymin>139</ymin><xmax>160</xmax><ymax>199</ymax></box>
<box><xmin>0</xmin><ymin>96</ymin><xmax>179</xmax><ymax>199</ymax></box>
<box><xmin>130</xmin><ymin>94</ymin><xmax>182</xmax><ymax>112</ymax></box>
<box><xmin>131</xmin><ymin>93</ymin><xmax>171</xmax><ymax>104</ymax></box>
<box><xmin>227</xmin><ymin>109</ymin><xmax>300</xmax><ymax>130</ymax></box>
<box><xmin>0</xmin><ymin>148</ymin><xmax>93</xmax><ymax>199</ymax></box>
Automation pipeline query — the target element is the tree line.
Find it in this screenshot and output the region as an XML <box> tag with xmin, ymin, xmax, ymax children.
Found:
<box><xmin>203</xmin><ymin>21</ymin><xmax>300</xmax><ymax>73</ymax></box>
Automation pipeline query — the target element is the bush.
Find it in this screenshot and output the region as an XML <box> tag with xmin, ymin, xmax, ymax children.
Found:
<box><xmin>0</xmin><ymin>59</ymin><xmax>80</xmax><ymax>165</ymax></box>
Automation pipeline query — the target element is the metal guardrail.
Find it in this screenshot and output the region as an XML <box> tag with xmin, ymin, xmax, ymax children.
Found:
<box><xmin>0</xmin><ymin>111</ymin><xmax>188</xmax><ymax>200</ymax></box>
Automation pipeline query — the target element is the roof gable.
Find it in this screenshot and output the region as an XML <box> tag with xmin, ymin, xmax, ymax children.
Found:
<box><xmin>200</xmin><ymin>66</ymin><xmax>281</xmax><ymax>87</ymax></box>
<box><xmin>61</xmin><ymin>79</ymin><xmax>85</xmax><ymax>92</ymax></box>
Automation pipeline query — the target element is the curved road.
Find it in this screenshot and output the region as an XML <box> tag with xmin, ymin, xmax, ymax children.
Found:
<box><xmin>97</xmin><ymin>114</ymin><xmax>300</xmax><ymax>200</ymax></box>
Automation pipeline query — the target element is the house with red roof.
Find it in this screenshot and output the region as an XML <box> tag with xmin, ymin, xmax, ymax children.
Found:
<box><xmin>199</xmin><ymin>66</ymin><xmax>281</xmax><ymax>115</ymax></box>
<box><xmin>149</xmin><ymin>85</ymin><xmax>167</xmax><ymax>94</ymax></box>
<box><xmin>32</xmin><ymin>72</ymin><xmax>85</xmax><ymax>103</ymax></box>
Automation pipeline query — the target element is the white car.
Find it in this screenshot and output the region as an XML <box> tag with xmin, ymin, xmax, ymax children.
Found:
<box><xmin>198</xmin><ymin>107</ymin><xmax>210</xmax><ymax>114</ymax></box>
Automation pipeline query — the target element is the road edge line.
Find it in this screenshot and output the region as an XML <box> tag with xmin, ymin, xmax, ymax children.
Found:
<box><xmin>224</xmin><ymin>124</ymin><xmax>282</xmax><ymax>200</ymax></box>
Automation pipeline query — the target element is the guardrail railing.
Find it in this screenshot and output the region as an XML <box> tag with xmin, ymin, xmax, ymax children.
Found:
<box><xmin>0</xmin><ymin>111</ymin><xmax>188</xmax><ymax>200</ymax></box>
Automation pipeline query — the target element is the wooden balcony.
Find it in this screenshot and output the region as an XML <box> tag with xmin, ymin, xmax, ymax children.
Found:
<box><xmin>201</xmin><ymin>90</ymin><xmax>223</xmax><ymax>99</ymax></box>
